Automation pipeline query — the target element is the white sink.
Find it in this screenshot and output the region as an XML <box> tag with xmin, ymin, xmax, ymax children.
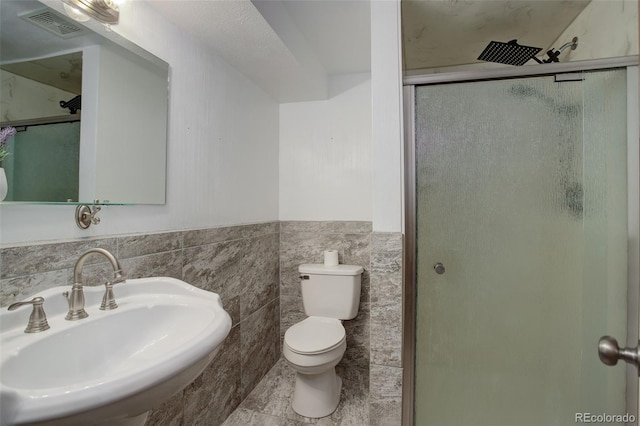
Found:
<box><xmin>0</xmin><ymin>277</ymin><xmax>232</xmax><ymax>426</ymax></box>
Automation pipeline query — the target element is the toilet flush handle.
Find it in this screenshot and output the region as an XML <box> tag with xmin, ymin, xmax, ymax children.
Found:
<box><xmin>299</xmin><ymin>275</ymin><xmax>310</xmax><ymax>280</ymax></box>
<box><xmin>434</xmin><ymin>263</ymin><xmax>445</xmax><ymax>275</ymax></box>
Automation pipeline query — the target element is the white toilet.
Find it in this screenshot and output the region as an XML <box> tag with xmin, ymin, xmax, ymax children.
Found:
<box><xmin>282</xmin><ymin>263</ymin><xmax>363</xmax><ymax>418</ymax></box>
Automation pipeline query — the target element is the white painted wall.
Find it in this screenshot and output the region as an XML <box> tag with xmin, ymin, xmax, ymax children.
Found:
<box><xmin>1</xmin><ymin>0</ymin><xmax>402</xmax><ymax>244</ymax></box>
<box><xmin>371</xmin><ymin>0</ymin><xmax>404</xmax><ymax>232</ymax></box>
<box><xmin>0</xmin><ymin>0</ymin><xmax>279</xmax><ymax>245</ymax></box>
<box><xmin>78</xmin><ymin>45</ymin><xmax>99</xmax><ymax>203</ymax></box>
<box><xmin>279</xmin><ymin>73</ymin><xmax>372</xmax><ymax>221</ymax></box>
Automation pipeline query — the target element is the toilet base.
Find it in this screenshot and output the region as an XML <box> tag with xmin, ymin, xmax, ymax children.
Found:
<box><xmin>291</xmin><ymin>368</ymin><xmax>342</xmax><ymax>418</ymax></box>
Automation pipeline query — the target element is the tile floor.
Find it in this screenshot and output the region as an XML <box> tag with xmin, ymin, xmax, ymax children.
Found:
<box><xmin>222</xmin><ymin>358</ymin><xmax>369</xmax><ymax>426</ymax></box>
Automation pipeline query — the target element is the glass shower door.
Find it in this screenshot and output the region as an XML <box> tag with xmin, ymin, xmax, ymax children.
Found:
<box><xmin>414</xmin><ymin>69</ymin><xmax>632</xmax><ymax>425</ymax></box>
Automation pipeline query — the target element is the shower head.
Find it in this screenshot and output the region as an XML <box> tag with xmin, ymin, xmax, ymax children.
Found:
<box><xmin>477</xmin><ymin>37</ymin><xmax>579</xmax><ymax>66</ymax></box>
<box><xmin>60</xmin><ymin>95</ymin><xmax>81</xmax><ymax>114</ymax></box>
<box><xmin>477</xmin><ymin>39</ymin><xmax>543</xmax><ymax>66</ymax></box>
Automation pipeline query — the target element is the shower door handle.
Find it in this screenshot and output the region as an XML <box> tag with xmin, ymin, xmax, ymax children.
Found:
<box><xmin>598</xmin><ymin>336</ymin><xmax>640</xmax><ymax>374</ymax></box>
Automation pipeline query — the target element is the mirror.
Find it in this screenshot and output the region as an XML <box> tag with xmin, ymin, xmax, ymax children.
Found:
<box><xmin>0</xmin><ymin>0</ymin><xmax>168</xmax><ymax>205</ymax></box>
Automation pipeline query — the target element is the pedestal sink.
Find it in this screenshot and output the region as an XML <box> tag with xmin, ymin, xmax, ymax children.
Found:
<box><xmin>0</xmin><ymin>277</ymin><xmax>232</xmax><ymax>426</ymax></box>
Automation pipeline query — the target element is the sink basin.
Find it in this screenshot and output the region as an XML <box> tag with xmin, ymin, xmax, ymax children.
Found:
<box><xmin>0</xmin><ymin>277</ymin><xmax>232</xmax><ymax>426</ymax></box>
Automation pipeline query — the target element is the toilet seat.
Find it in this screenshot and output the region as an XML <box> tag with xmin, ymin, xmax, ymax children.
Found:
<box><xmin>284</xmin><ymin>317</ymin><xmax>346</xmax><ymax>355</ymax></box>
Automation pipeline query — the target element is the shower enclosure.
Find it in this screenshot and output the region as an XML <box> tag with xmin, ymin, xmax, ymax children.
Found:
<box><xmin>404</xmin><ymin>61</ymin><xmax>639</xmax><ymax>425</ymax></box>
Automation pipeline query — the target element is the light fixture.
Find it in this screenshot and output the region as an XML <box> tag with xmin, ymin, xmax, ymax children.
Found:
<box><xmin>62</xmin><ymin>0</ymin><xmax>119</xmax><ymax>25</ymax></box>
<box><xmin>62</xmin><ymin>3</ymin><xmax>90</xmax><ymax>22</ymax></box>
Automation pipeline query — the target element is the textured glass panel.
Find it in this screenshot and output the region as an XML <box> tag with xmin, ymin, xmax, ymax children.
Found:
<box><xmin>3</xmin><ymin>121</ymin><xmax>80</xmax><ymax>202</ymax></box>
<box><xmin>579</xmin><ymin>69</ymin><xmax>628</xmax><ymax>411</ymax></box>
<box><xmin>414</xmin><ymin>70</ymin><xmax>627</xmax><ymax>425</ymax></box>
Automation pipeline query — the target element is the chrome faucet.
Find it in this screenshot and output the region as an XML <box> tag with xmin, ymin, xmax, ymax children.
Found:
<box><xmin>64</xmin><ymin>248</ymin><xmax>126</xmax><ymax>320</ymax></box>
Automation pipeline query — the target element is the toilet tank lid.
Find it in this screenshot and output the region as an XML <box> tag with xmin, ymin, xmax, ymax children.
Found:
<box><xmin>298</xmin><ymin>264</ymin><xmax>364</xmax><ymax>276</ymax></box>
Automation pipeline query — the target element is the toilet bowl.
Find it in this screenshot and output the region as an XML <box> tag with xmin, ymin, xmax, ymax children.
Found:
<box><xmin>283</xmin><ymin>316</ymin><xmax>347</xmax><ymax>418</ymax></box>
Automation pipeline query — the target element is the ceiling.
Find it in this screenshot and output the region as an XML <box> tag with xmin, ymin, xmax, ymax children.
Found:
<box><xmin>402</xmin><ymin>0</ymin><xmax>590</xmax><ymax>71</ymax></box>
<box><xmin>1</xmin><ymin>0</ymin><xmax>595</xmax><ymax>103</ymax></box>
<box><xmin>146</xmin><ymin>0</ymin><xmax>372</xmax><ymax>102</ymax></box>
<box><xmin>1</xmin><ymin>52</ymin><xmax>83</xmax><ymax>95</ymax></box>
<box><xmin>0</xmin><ymin>1</ymin><xmax>98</xmax><ymax>95</ymax></box>
<box><xmin>146</xmin><ymin>0</ymin><xmax>592</xmax><ymax>101</ymax></box>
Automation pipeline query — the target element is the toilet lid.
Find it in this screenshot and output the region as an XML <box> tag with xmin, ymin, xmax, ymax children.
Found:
<box><xmin>285</xmin><ymin>317</ymin><xmax>346</xmax><ymax>355</ymax></box>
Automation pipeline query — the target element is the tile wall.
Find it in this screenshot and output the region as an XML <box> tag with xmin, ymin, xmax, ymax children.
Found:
<box><xmin>0</xmin><ymin>222</ymin><xmax>280</xmax><ymax>426</ymax></box>
<box><xmin>369</xmin><ymin>232</ymin><xmax>404</xmax><ymax>426</ymax></box>
<box><xmin>0</xmin><ymin>222</ymin><xmax>405</xmax><ymax>426</ymax></box>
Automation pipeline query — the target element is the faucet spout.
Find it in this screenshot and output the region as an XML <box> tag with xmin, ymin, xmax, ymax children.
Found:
<box><xmin>73</xmin><ymin>248</ymin><xmax>125</xmax><ymax>285</ymax></box>
<box><xmin>66</xmin><ymin>248</ymin><xmax>126</xmax><ymax>321</ymax></box>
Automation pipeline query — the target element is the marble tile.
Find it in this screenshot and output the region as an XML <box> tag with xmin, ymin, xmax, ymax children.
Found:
<box><xmin>280</xmin><ymin>232</ymin><xmax>371</xmax><ymax>295</ymax></box>
<box><xmin>184</xmin><ymin>234</ymin><xmax>278</xmax><ymax>323</ymax></box>
<box><xmin>317</xmin><ymin>366</ymin><xmax>369</xmax><ymax>426</ymax></box>
<box><xmin>340</xmin><ymin>303</ymin><xmax>370</xmax><ymax>370</ymax></box>
<box><xmin>240</xmin><ymin>359</ymin><xmax>316</xmax><ymax>424</ymax></box>
<box><xmin>0</xmin><ymin>269</ymin><xmax>69</xmax><ymax>307</ymax></box>
<box><xmin>222</xmin><ymin>408</ymin><xmax>307</xmax><ymax>426</ymax></box>
<box><xmin>224</xmin><ymin>295</ymin><xmax>241</xmax><ymax>327</ymax></box>
<box><xmin>370</xmin><ymin>276</ymin><xmax>403</xmax><ymax>367</ymax></box>
<box><xmin>280</xmin><ymin>221</ymin><xmax>372</xmax><ymax>234</ymax></box>
<box><xmin>239</xmin><ymin>234</ymin><xmax>279</xmax><ymax>320</ymax></box>
<box><xmin>280</xmin><ymin>276</ymin><xmax>302</xmax><ymax>301</ymax></box>
<box><xmin>78</xmin><ymin>261</ymin><xmax>118</xmax><ymax>287</ymax></box>
<box><xmin>221</xmin><ymin>407</ymin><xmax>255</xmax><ymax>426</ymax></box>
<box><xmin>145</xmin><ymin>390</ymin><xmax>184</xmax><ymax>426</ymax></box>
<box><xmin>78</xmin><ymin>250</ymin><xmax>183</xmax><ymax>287</ymax></box>
<box><xmin>182</xmin><ymin>239</ymin><xmax>246</xmax><ymax>296</ymax></box>
<box><xmin>241</xmin><ymin>299</ymin><xmax>280</xmax><ymax>398</ymax></box>
<box><xmin>183</xmin><ymin>325</ymin><xmax>242</xmax><ymax>426</ymax></box>
<box><xmin>120</xmin><ymin>250</ymin><xmax>184</xmax><ymax>281</ymax></box>
<box><xmin>1</xmin><ymin>238</ymin><xmax>117</xmax><ymax>279</ymax></box>
<box><xmin>370</xmin><ymin>233</ymin><xmax>403</xmax><ymax>368</ymax></box>
<box><xmin>370</xmin><ymin>233</ymin><xmax>403</xmax><ymax>276</ymax></box>
<box><xmin>341</xmin><ymin>235</ymin><xmax>372</xmax><ymax>271</ymax></box>
<box><xmin>280</xmin><ymin>233</ymin><xmax>341</xmax><ymax>287</ymax></box>
<box><xmin>240</xmin><ymin>358</ymin><xmax>369</xmax><ymax>426</ymax></box>
<box><xmin>184</xmin><ymin>222</ymin><xmax>278</xmax><ymax>248</ymax></box>
<box><xmin>118</xmin><ymin>231</ymin><xmax>182</xmax><ymax>259</ymax></box>
<box><xmin>369</xmin><ymin>365</ymin><xmax>402</xmax><ymax>426</ymax></box>
<box><xmin>359</xmin><ymin>271</ymin><xmax>371</xmax><ymax>308</ymax></box>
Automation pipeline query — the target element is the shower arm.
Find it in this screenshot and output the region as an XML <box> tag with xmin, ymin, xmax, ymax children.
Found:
<box><xmin>541</xmin><ymin>37</ymin><xmax>579</xmax><ymax>63</ymax></box>
<box><xmin>557</xmin><ymin>39</ymin><xmax>579</xmax><ymax>53</ymax></box>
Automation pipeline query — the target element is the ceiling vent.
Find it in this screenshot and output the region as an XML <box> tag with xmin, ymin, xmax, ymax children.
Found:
<box><xmin>18</xmin><ymin>8</ymin><xmax>88</xmax><ymax>39</ymax></box>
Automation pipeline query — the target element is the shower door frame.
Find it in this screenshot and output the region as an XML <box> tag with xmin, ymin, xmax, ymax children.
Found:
<box><xmin>402</xmin><ymin>55</ymin><xmax>640</xmax><ymax>426</ymax></box>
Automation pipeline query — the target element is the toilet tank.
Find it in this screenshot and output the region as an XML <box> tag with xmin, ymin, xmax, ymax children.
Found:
<box><xmin>298</xmin><ymin>264</ymin><xmax>363</xmax><ymax>320</ymax></box>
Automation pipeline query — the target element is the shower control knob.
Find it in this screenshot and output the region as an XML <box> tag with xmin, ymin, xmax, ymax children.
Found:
<box><xmin>434</xmin><ymin>263</ymin><xmax>445</xmax><ymax>275</ymax></box>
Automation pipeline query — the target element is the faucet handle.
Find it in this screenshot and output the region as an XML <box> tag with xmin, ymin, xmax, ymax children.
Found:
<box><xmin>100</xmin><ymin>281</ymin><xmax>118</xmax><ymax>311</ymax></box>
<box><xmin>112</xmin><ymin>270</ymin><xmax>126</xmax><ymax>284</ymax></box>
<box><xmin>7</xmin><ymin>297</ymin><xmax>50</xmax><ymax>333</ymax></box>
